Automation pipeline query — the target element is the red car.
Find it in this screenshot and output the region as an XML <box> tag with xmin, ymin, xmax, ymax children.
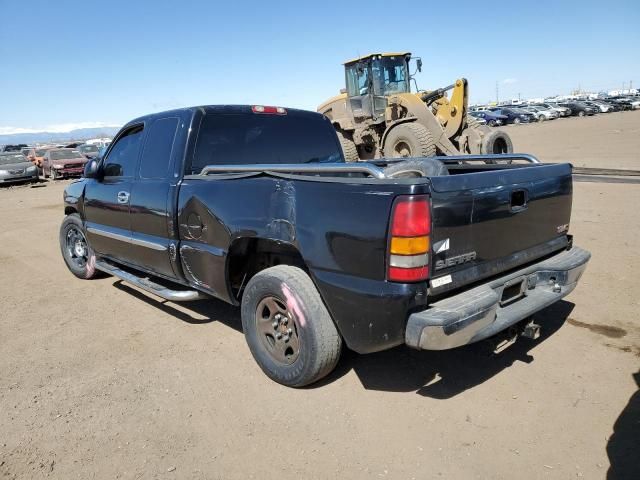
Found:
<box><xmin>42</xmin><ymin>148</ymin><xmax>88</xmax><ymax>179</ymax></box>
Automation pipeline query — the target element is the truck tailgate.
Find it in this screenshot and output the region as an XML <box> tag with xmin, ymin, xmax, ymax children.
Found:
<box><xmin>428</xmin><ymin>163</ymin><xmax>573</xmax><ymax>294</ymax></box>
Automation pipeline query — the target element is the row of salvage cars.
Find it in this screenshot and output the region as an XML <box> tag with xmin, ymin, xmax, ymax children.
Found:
<box><xmin>469</xmin><ymin>96</ymin><xmax>640</xmax><ymax>127</ymax></box>
<box><xmin>0</xmin><ymin>142</ymin><xmax>104</xmax><ymax>185</ymax></box>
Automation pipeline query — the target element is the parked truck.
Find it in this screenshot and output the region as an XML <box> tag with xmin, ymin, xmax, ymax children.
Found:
<box><xmin>60</xmin><ymin>104</ymin><xmax>590</xmax><ymax>387</ymax></box>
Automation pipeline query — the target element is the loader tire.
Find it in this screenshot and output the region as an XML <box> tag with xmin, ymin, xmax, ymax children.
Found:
<box><xmin>336</xmin><ymin>131</ymin><xmax>359</xmax><ymax>162</ymax></box>
<box><xmin>383</xmin><ymin>123</ymin><xmax>436</xmax><ymax>158</ymax></box>
<box><xmin>384</xmin><ymin>158</ymin><xmax>449</xmax><ymax>178</ymax></box>
<box><xmin>481</xmin><ymin>129</ymin><xmax>513</xmax><ymax>155</ymax></box>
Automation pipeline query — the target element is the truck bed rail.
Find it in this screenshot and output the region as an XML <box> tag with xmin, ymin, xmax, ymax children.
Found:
<box><xmin>199</xmin><ymin>163</ymin><xmax>388</xmax><ymax>179</ymax></box>
<box><xmin>373</xmin><ymin>153</ymin><xmax>541</xmax><ymax>165</ymax></box>
<box><xmin>198</xmin><ymin>154</ymin><xmax>540</xmax><ymax>179</ymax></box>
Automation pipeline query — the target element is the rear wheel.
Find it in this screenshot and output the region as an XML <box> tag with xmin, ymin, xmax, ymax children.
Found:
<box><xmin>513</xmin><ymin>117</ymin><xmax>521</xmax><ymax>125</ymax></box>
<box><xmin>59</xmin><ymin>214</ymin><xmax>99</xmax><ymax>279</ymax></box>
<box><xmin>336</xmin><ymin>130</ymin><xmax>359</xmax><ymax>162</ymax></box>
<box><xmin>488</xmin><ymin>120</ymin><xmax>496</xmax><ymax>127</ymax></box>
<box><xmin>241</xmin><ymin>265</ymin><xmax>342</xmax><ymax>387</ymax></box>
<box><xmin>578</xmin><ymin>110</ymin><xmax>585</xmax><ymax>117</ymax></box>
<box><xmin>383</xmin><ymin>123</ymin><xmax>436</xmax><ymax>158</ymax></box>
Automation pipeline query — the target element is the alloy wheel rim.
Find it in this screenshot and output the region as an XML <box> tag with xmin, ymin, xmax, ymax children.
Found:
<box><xmin>66</xmin><ymin>226</ymin><xmax>88</xmax><ymax>269</ymax></box>
<box><xmin>255</xmin><ymin>295</ymin><xmax>300</xmax><ymax>365</ymax></box>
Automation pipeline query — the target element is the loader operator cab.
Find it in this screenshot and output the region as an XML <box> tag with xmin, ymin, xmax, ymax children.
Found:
<box><xmin>344</xmin><ymin>53</ymin><xmax>414</xmax><ymax>121</ymax></box>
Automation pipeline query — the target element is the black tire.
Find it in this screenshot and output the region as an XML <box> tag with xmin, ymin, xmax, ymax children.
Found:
<box><xmin>481</xmin><ymin>129</ymin><xmax>514</xmax><ymax>155</ymax></box>
<box><xmin>384</xmin><ymin>158</ymin><xmax>449</xmax><ymax>178</ymax></box>
<box><xmin>383</xmin><ymin>123</ymin><xmax>436</xmax><ymax>158</ymax></box>
<box><xmin>50</xmin><ymin>168</ymin><xmax>57</xmax><ymax>180</ymax></box>
<box><xmin>513</xmin><ymin>117</ymin><xmax>521</xmax><ymax>125</ymax></box>
<box><xmin>488</xmin><ymin>119</ymin><xmax>496</xmax><ymax>127</ymax></box>
<box><xmin>241</xmin><ymin>265</ymin><xmax>342</xmax><ymax>387</ymax></box>
<box><xmin>578</xmin><ymin>110</ymin><xmax>585</xmax><ymax>117</ymax></box>
<box><xmin>59</xmin><ymin>214</ymin><xmax>99</xmax><ymax>279</ymax></box>
<box><xmin>336</xmin><ymin>130</ymin><xmax>359</xmax><ymax>162</ymax></box>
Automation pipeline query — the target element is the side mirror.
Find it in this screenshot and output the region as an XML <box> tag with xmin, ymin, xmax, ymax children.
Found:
<box><xmin>416</xmin><ymin>58</ymin><xmax>423</xmax><ymax>72</ymax></box>
<box><xmin>84</xmin><ymin>159</ymin><xmax>100</xmax><ymax>179</ymax></box>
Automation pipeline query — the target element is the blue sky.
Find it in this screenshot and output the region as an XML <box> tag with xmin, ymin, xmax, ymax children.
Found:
<box><xmin>1</xmin><ymin>0</ymin><xmax>638</xmax><ymax>133</ymax></box>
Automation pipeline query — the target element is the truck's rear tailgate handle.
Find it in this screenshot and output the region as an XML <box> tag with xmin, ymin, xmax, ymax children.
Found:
<box><xmin>510</xmin><ymin>189</ymin><xmax>528</xmax><ymax>212</ymax></box>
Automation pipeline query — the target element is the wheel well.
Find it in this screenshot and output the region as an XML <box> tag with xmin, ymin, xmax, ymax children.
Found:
<box><xmin>64</xmin><ymin>206</ymin><xmax>78</xmax><ymax>216</ymax></box>
<box><xmin>227</xmin><ymin>238</ymin><xmax>307</xmax><ymax>300</ymax></box>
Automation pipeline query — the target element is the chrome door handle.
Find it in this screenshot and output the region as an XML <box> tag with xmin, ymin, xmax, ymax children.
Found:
<box><xmin>117</xmin><ymin>191</ymin><xmax>130</xmax><ymax>204</ymax></box>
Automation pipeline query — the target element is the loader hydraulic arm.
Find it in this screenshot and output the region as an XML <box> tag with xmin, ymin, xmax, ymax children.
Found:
<box><xmin>424</xmin><ymin>78</ymin><xmax>469</xmax><ymax>139</ymax></box>
<box><xmin>419</xmin><ymin>83</ymin><xmax>456</xmax><ymax>104</ymax></box>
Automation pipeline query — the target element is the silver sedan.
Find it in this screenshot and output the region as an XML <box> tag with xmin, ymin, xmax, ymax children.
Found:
<box><xmin>0</xmin><ymin>152</ymin><xmax>39</xmax><ymax>184</ymax></box>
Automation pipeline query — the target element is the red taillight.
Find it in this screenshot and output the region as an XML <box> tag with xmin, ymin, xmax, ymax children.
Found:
<box><xmin>388</xmin><ymin>266</ymin><xmax>429</xmax><ymax>282</ymax></box>
<box><xmin>388</xmin><ymin>195</ymin><xmax>431</xmax><ymax>283</ymax></box>
<box><xmin>252</xmin><ymin>105</ymin><xmax>287</xmax><ymax>115</ymax></box>
<box><xmin>390</xmin><ymin>196</ymin><xmax>430</xmax><ymax>237</ymax></box>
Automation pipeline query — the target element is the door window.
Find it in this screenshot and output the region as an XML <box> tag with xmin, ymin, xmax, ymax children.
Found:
<box><xmin>345</xmin><ymin>63</ymin><xmax>370</xmax><ymax>97</ymax></box>
<box><xmin>139</xmin><ymin>117</ymin><xmax>179</xmax><ymax>179</ymax></box>
<box><xmin>103</xmin><ymin>125</ymin><xmax>144</xmax><ymax>177</ymax></box>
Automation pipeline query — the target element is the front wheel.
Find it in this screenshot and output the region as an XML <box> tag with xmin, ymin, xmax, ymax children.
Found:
<box><xmin>59</xmin><ymin>214</ymin><xmax>99</xmax><ymax>279</ymax></box>
<box><xmin>513</xmin><ymin>117</ymin><xmax>521</xmax><ymax>125</ymax></box>
<box><xmin>241</xmin><ymin>265</ymin><xmax>342</xmax><ymax>387</ymax></box>
<box><xmin>383</xmin><ymin>123</ymin><xmax>436</xmax><ymax>158</ymax></box>
<box><xmin>578</xmin><ymin>111</ymin><xmax>585</xmax><ymax>117</ymax></box>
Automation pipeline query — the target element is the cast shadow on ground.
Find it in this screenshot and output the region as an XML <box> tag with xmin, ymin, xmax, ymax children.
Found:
<box><xmin>112</xmin><ymin>279</ymin><xmax>573</xmax><ymax>398</ymax></box>
<box><xmin>316</xmin><ymin>300</ymin><xmax>575</xmax><ymax>397</ymax></box>
<box><xmin>607</xmin><ymin>370</ymin><xmax>640</xmax><ymax>479</ymax></box>
<box><xmin>113</xmin><ymin>280</ymin><xmax>242</xmax><ymax>332</ymax></box>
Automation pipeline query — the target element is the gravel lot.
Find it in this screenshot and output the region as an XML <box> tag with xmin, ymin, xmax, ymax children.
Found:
<box><xmin>1</xmin><ymin>111</ymin><xmax>639</xmax><ymax>479</ymax></box>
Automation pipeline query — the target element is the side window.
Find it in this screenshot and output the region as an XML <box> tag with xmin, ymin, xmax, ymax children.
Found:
<box><xmin>103</xmin><ymin>125</ymin><xmax>144</xmax><ymax>177</ymax></box>
<box><xmin>139</xmin><ymin>117</ymin><xmax>179</xmax><ymax>179</ymax></box>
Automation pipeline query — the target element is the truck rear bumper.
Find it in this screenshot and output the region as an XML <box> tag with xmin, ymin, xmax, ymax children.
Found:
<box><xmin>405</xmin><ymin>246</ymin><xmax>591</xmax><ymax>350</ymax></box>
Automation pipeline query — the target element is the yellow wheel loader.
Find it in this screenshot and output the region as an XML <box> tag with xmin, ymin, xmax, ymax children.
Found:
<box><xmin>317</xmin><ymin>52</ymin><xmax>513</xmax><ymax>161</ymax></box>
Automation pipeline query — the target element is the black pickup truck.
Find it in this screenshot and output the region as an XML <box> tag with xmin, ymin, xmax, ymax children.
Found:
<box><xmin>60</xmin><ymin>105</ymin><xmax>590</xmax><ymax>387</ymax></box>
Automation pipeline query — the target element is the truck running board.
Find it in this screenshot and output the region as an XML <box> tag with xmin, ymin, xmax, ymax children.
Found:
<box><xmin>95</xmin><ymin>260</ymin><xmax>208</xmax><ymax>302</ymax></box>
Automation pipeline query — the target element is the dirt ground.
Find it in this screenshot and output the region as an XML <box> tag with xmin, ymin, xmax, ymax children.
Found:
<box><xmin>507</xmin><ymin>109</ymin><xmax>640</xmax><ymax>170</ymax></box>
<box><xmin>1</xmin><ymin>112</ymin><xmax>639</xmax><ymax>479</ymax></box>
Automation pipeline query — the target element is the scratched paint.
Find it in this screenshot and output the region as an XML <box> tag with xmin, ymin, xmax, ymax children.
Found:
<box><xmin>267</xmin><ymin>180</ymin><xmax>296</xmax><ymax>242</ymax></box>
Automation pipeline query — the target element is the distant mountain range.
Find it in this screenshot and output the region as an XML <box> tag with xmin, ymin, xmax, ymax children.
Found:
<box><xmin>0</xmin><ymin>127</ymin><xmax>121</xmax><ymax>146</ymax></box>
